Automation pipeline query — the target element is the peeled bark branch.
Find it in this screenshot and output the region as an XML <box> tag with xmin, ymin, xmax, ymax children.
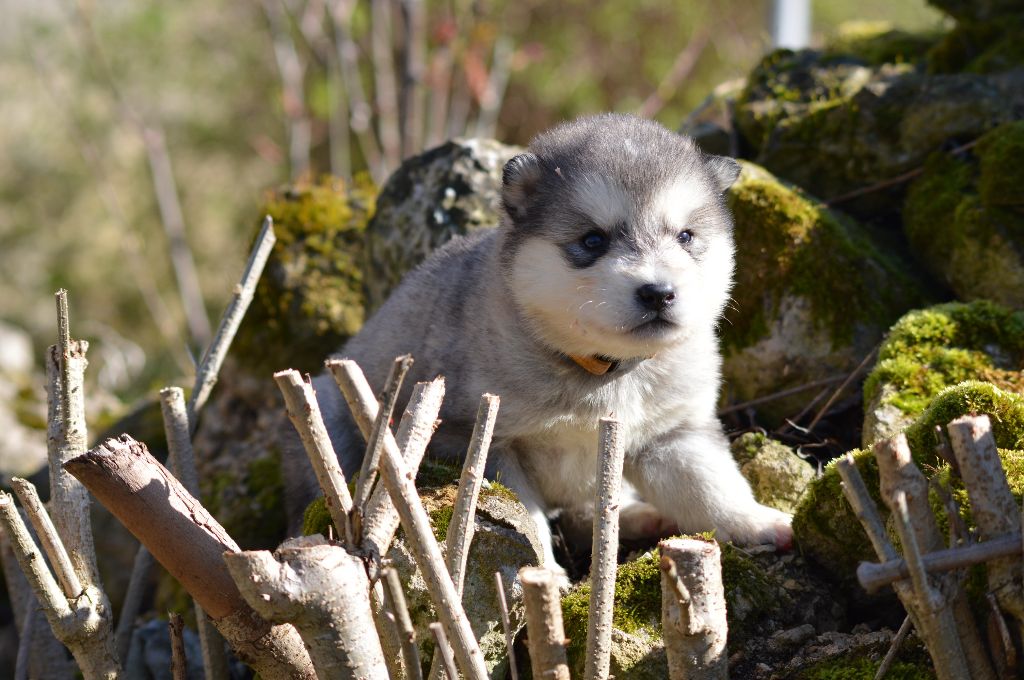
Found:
<box><xmin>946</xmin><ymin>414</ymin><xmax>1024</xmax><ymax>624</ymax></box>
<box><xmin>330</xmin><ymin>360</ymin><xmax>488</xmax><ymax>680</ymax></box>
<box><xmin>520</xmin><ymin>566</ymin><xmax>570</xmax><ymax>680</ymax></box>
<box><xmin>584</xmin><ymin>417</ymin><xmax>626</xmax><ymax>680</ymax></box>
<box><xmin>836</xmin><ymin>454</ymin><xmax>898</xmax><ymax>562</ymax></box>
<box><xmin>224</xmin><ymin>536</ymin><xmax>388</xmax><ymax>679</ymax></box>
<box><xmin>659</xmin><ymin>538</ymin><xmax>728</xmax><ymax>680</ymax></box>
<box><xmin>275</xmin><ymin>369</ymin><xmax>355</xmax><ymax>547</ymax></box>
<box><xmin>383</xmin><ymin>566</ymin><xmax>423</xmax><ymax>680</ymax></box>
<box><xmin>65</xmin><ymin>434</ymin><xmax>315</xmax><ymax>679</ymax></box>
<box><xmin>10</xmin><ymin>478</ymin><xmax>81</xmax><ymax>598</ymax></box>
<box><xmin>495</xmin><ymin>571</ymin><xmax>520</xmax><ymax>680</ymax></box>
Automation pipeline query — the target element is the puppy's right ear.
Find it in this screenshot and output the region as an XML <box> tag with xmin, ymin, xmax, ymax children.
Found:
<box><xmin>502</xmin><ymin>153</ymin><xmax>541</xmax><ymax>223</ymax></box>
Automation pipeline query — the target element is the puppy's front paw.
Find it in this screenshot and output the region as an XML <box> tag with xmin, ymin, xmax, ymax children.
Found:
<box><xmin>717</xmin><ymin>504</ymin><xmax>793</xmax><ymax>551</ymax></box>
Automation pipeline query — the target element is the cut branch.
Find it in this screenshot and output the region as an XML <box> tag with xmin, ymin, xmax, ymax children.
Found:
<box><xmin>519</xmin><ymin>566</ymin><xmax>570</xmax><ymax>680</ymax></box>
<box><xmin>495</xmin><ymin>571</ymin><xmax>520</xmax><ymax>680</ymax></box>
<box><xmin>169</xmin><ymin>612</ymin><xmax>187</xmax><ymax>680</ymax></box>
<box><xmin>659</xmin><ymin>538</ymin><xmax>728</xmax><ymax>680</ymax></box>
<box><xmin>10</xmin><ymin>478</ymin><xmax>81</xmax><ymax>598</ymax></box>
<box><xmin>383</xmin><ymin>566</ymin><xmax>423</xmax><ymax>680</ymax></box>
<box><xmin>330</xmin><ymin>360</ymin><xmax>488</xmax><ymax>680</ymax></box>
<box><xmin>64</xmin><ymin>435</ymin><xmax>315</xmax><ymax>679</ymax></box>
<box><xmin>585</xmin><ymin>417</ymin><xmax>626</xmax><ymax>680</ymax></box>
<box><xmin>275</xmin><ymin>369</ymin><xmax>355</xmax><ymax>547</ymax></box>
<box><xmin>224</xmin><ymin>536</ymin><xmax>389</xmax><ymax>679</ymax></box>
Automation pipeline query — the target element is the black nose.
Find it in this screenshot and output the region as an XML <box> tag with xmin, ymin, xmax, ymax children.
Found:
<box><xmin>636</xmin><ymin>283</ymin><xmax>676</xmax><ymax>311</ymax></box>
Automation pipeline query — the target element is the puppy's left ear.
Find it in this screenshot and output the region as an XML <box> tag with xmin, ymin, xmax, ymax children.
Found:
<box><xmin>502</xmin><ymin>152</ymin><xmax>542</xmax><ymax>223</ymax></box>
<box><xmin>705</xmin><ymin>155</ymin><xmax>741</xmax><ymax>193</ymax></box>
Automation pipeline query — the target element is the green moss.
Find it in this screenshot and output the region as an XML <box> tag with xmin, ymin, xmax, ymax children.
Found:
<box><xmin>927</xmin><ymin>16</ymin><xmax>1024</xmax><ymax>74</ymax></box>
<box><xmin>206</xmin><ymin>452</ymin><xmax>287</xmax><ymax>550</ymax></box>
<box><xmin>797</xmin><ymin>656</ymin><xmax>932</xmax><ymax>679</ymax></box>
<box><xmin>719</xmin><ymin>543</ymin><xmax>784</xmax><ymax>647</ymax></box>
<box><xmin>825</xmin><ymin>22</ymin><xmax>943</xmax><ymax>66</ymax></box>
<box><xmin>429</xmin><ymin>505</ymin><xmax>454</xmax><ymax>542</ymax></box>
<box><xmin>302</xmin><ymin>496</ymin><xmax>333</xmax><ymax>537</ymax></box>
<box><xmin>977</xmin><ymin>121</ymin><xmax>1024</xmax><ymax>207</ymax></box>
<box><xmin>864</xmin><ymin>301</ymin><xmax>1024</xmax><ymax>417</ymax></box>
<box><xmin>795</xmin><ymin>381</ymin><xmax>1024</xmax><ymax>579</ymax></box>
<box><xmin>725</xmin><ymin>166</ymin><xmax>923</xmax><ymax>350</ymax></box>
<box><xmin>562</xmin><ymin>553</ymin><xmax>662</xmax><ymax>673</ymax></box>
<box><xmin>482</xmin><ymin>480</ymin><xmax>519</xmax><ymax>503</ymax></box>
<box><xmin>415</xmin><ymin>459</ymin><xmax>463</xmax><ymax>489</ymax></box>
<box><xmin>234</xmin><ymin>174</ymin><xmax>376</xmax><ymax>374</ymax></box>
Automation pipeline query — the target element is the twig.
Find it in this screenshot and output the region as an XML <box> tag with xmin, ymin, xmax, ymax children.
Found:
<box><xmin>826</xmin><ymin>139</ymin><xmax>980</xmax><ymax>206</ymax></box>
<box><xmin>890</xmin><ymin>491</ymin><xmax>943</xmax><ymax>611</ymax></box>
<box><xmin>169</xmin><ymin>612</ymin><xmax>187</xmax><ymax>680</ymax></box>
<box><xmin>986</xmin><ymin>593</ymin><xmax>1017</xmax><ymax>676</ymax></box>
<box><xmin>50</xmin><ymin>290</ymin><xmax>101</xmax><ymax>586</ymax></box>
<box><xmin>275</xmin><ymin>369</ymin><xmax>355</xmax><ymax>547</ymax></box>
<box><xmin>584</xmin><ymin>418</ymin><xmax>626</xmax><ymax>680</ymax></box>
<box><xmin>659</xmin><ymin>538</ymin><xmax>728</xmax><ymax>680</ymax></box>
<box><xmin>159</xmin><ymin>386</ymin><xmax>230</xmax><ymax>680</ymax></box>
<box><xmin>330</xmin><ymin>360</ymin><xmax>488</xmax><ymax>680</ymax></box>
<box><xmin>637</xmin><ymin>28</ymin><xmax>711</xmax><ymax>118</ymax></box>
<box><xmin>874</xmin><ymin>615</ymin><xmax>912</xmax><ymax>680</ymax></box>
<box><xmin>383</xmin><ymin>566</ymin><xmax>423</xmax><ymax>680</ymax></box>
<box><xmin>329</xmin><ymin>367</ymin><xmax>445</xmax><ymax>558</ymax></box>
<box><xmin>495</xmin><ymin>572</ymin><xmax>520</xmax><ymax>680</ymax></box>
<box><xmin>717</xmin><ymin>375</ymin><xmax>845</xmax><ymax>416</ymax></box>
<box><xmin>9</xmin><ymin>478</ymin><xmax>81</xmax><ymax>598</ymax></box>
<box><xmin>429</xmin><ymin>393</ymin><xmax>500</xmax><ymax>680</ymax></box>
<box><xmin>354</xmin><ymin>355</ymin><xmax>415</xmax><ymax>520</ymax></box>
<box><xmin>188</xmin><ymin>216</ymin><xmax>276</xmax><ymax>428</ymax></box>
<box><xmin>371</xmin><ymin>0</ymin><xmax>402</xmax><ymax>171</ymax></box>
<box><xmin>857</xmin><ymin>532</ymin><xmax>1022</xmax><ymax>592</ymax></box>
<box><xmin>836</xmin><ymin>454</ymin><xmax>898</xmax><ymax>563</ymax></box>
<box><xmin>224</xmin><ymin>536</ymin><xmax>389</xmax><ymax>679</ymax></box>
<box><xmin>65</xmin><ymin>435</ymin><xmax>315</xmax><ymax>678</ymax></box>
<box><xmin>115</xmin><ymin>546</ymin><xmax>154</xmax><ymax>661</ymax></box>
<box><xmin>947</xmin><ymin>415</ymin><xmax>1024</xmax><ymax>628</ymax></box>
<box><xmin>805</xmin><ymin>345</ymin><xmax>879</xmax><ymax>434</ymax></box>
<box><xmin>519</xmin><ymin>567</ymin><xmax>570</xmax><ymax>680</ymax></box>
<box><xmin>430</xmin><ymin>622</ymin><xmax>459</xmax><ymax>680</ymax></box>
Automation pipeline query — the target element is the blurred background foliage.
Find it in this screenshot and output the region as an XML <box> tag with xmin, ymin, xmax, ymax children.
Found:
<box><xmin>0</xmin><ymin>0</ymin><xmax>945</xmax><ymax>404</ymax></box>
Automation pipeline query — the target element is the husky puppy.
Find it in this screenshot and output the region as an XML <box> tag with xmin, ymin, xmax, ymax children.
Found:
<box><xmin>299</xmin><ymin>113</ymin><xmax>792</xmax><ymax>577</ymax></box>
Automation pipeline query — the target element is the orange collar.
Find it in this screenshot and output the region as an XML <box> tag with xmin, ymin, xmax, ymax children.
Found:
<box><xmin>568</xmin><ymin>354</ymin><xmax>618</xmax><ymax>376</ymax></box>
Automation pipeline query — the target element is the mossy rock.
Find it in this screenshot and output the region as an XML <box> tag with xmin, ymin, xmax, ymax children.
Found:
<box><xmin>233</xmin><ymin>174</ymin><xmax>376</xmax><ymax>375</ymax></box>
<box><xmin>927</xmin><ymin>0</ymin><xmax>1024</xmax><ymax>24</ymax></box>
<box><xmin>863</xmin><ymin>301</ymin><xmax>1024</xmax><ymax>445</ymax></box>
<box><xmin>824</xmin><ymin>21</ymin><xmax>944</xmax><ymax>67</ymax></box>
<box><xmin>794</xmin><ymin>381</ymin><xmax>1024</xmax><ymax>580</ymax></box>
<box><xmin>927</xmin><ymin>14</ymin><xmax>1024</xmax><ymax>73</ymax></box>
<box><xmin>363</xmin><ymin>139</ymin><xmax>522</xmax><ymax>313</ymax></box>
<box><xmin>735</xmin><ymin>47</ymin><xmax>1024</xmax><ymax>219</ymax></box>
<box><xmin>904</xmin><ymin>124</ymin><xmax>1024</xmax><ymax>308</ymax></box>
<box><xmin>731</xmin><ymin>432</ymin><xmax>816</xmax><ymax>514</ymax></box>
<box><xmin>721</xmin><ymin>161</ymin><xmax>925</xmax><ymax>423</ymax></box>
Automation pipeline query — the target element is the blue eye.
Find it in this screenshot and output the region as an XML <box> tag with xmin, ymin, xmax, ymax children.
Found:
<box><xmin>582</xmin><ymin>231</ymin><xmax>607</xmax><ymax>250</ymax></box>
<box><xmin>678</xmin><ymin>230</ymin><xmax>694</xmax><ymax>245</ymax></box>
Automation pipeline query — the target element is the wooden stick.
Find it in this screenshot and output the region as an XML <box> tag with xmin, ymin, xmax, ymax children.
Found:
<box><xmin>224</xmin><ymin>536</ymin><xmax>389</xmax><ymax>679</ymax></box>
<box><xmin>10</xmin><ymin>478</ymin><xmax>81</xmax><ymax>598</ymax></box>
<box><xmin>584</xmin><ymin>418</ymin><xmax>626</xmax><ymax>680</ymax></box>
<box><xmin>495</xmin><ymin>571</ymin><xmax>520</xmax><ymax>680</ymax></box>
<box><xmin>874</xmin><ymin>616</ymin><xmax>912</xmax><ymax>680</ymax></box>
<box><xmin>836</xmin><ymin>454</ymin><xmax>898</xmax><ymax>562</ymax></box>
<box><xmin>429</xmin><ymin>393</ymin><xmax>500</xmax><ymax>680</ymax></box>
<box><xmin>330</xmin><ymin>360</ymin><xmax>488</xmax><ymax>680</ymax></box>
<box><xmin>717</xmin><ymin>375</ymin><xmax>845</xmax><ymax>416</ymax></box>
<box><xmin>169</xmin><ymin>612</ymin><xmax>187</xmax><ymax>680</ymax></box>
<box><xmin>430</xmin><ymin>622</ymin><xmax>459</xmax><ymax>680</ymax></box>
<box><xmin>857</xmin><ymin>532</ymin><xmax>1022</xmax><ymax>592</ymax></box>
<box><xmin>49</xmin><ymin>290</ymin><xmax>100</xmax><ymax>587</ymax></box>
<box><xmin>354</xmin><ymin>355</ymin><xmax>414</xmax><ymax>516</ymax></box>
<box><xmin>659</xmin><ymin>539</ymin><xmax>728</xmax><ymax>680</ymax></box>
<box><xmin>947</xmin><ymin>415</ymin><xmax>1024</xmax><ymax>623</ymax></box>
<box><xmin>115</xmin><ymin>546</ymin><xmax>153</xmax><ymax>661</ymax></box>
<box><xmin>275</xmin><ymin>369</ymin><xmax>355</xmax><ymax>547</ymax></box>
<box><xmin>329</xmin><ymin>366</ymin><xmax>445</xmax><ymax>558</ymax></box>
<box><xmin>805</xmin><ymin>345</ymin><xmax>879</xmax><ymax>434</ymax></box>
<box><xmin>874</xmin><ymin>434</ymin><xmax>979</xmax><ymax>680</ymax></box>
<box><xmin>159</xmin><ymin>386</ymin><xmax>230</xmax><ymax>680</ymax></box>
<box><xmin>519</xmin><ymin>566</ymin><xmax>570</xmax><ymax>680</ymax></box>
<box><xmin>189</xmin><ymin>215</ymin><xmax>276</xmax><ymax>427</ymax></box>
<box><xmin>65</xmin><ymin>435</ymin><xmax>315</xmax><ymax>679</ymax></box>
<box><xmin>383</xmin><ymin>566</ymin><xmax>423</xmax><ymax>680</ymax></box>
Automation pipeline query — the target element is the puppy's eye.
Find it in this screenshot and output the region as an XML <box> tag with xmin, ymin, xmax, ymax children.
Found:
<box><xmin>678</xmin><ymin>230</ymin><xmax>694</xmax><ymax>245</ymax></box>
<box><xmin>581</xmin><ymin>230</ymin><xmax>608</xmax><ymax>251</ymax></box>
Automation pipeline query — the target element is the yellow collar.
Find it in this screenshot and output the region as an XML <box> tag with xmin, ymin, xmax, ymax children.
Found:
<box><xmin>568</xmin><ymin>354</ymin><xmax>618</xmax><ymax>376</ymax></box>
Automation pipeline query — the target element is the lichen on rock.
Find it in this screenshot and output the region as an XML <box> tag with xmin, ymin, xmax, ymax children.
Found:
<box><xmin>731</xmin><ymin>432</ymin><xmax>816</xmax><ymax>514</ymax></box>
<box><xmin>233</xmin><ymin>174</ymin><xmax>376</xmax><ymax>375</ymax></box>
<box><xmin>722</xmin><ymin>161</ymin><xmax>924</xmax><ymax>422</ymax></box>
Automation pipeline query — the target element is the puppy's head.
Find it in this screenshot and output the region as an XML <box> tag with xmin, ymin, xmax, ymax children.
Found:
<box><xmin>500</xmin><ymin>114</ymin><xmax>739</xmax><ymax>361</ymax></box>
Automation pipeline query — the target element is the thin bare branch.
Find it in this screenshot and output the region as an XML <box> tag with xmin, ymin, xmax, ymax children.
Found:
<box><xmin>805</xmin><ymin>346</ymin><xmax>879</xmax><ymax>434</ymax></box>
<box><xmin>519</xmin><ymin>566</ymin><xmax>570</xmax><ymax>680</ymax></box>
<box><xmin>383</xmin><ymin>566</ymin><xmax>423</xmax><ymax>680</ymax></box>
<box><xmin>189</xmin><ymin>216</ymin><xmax>276</xmax><ymax>427</ymax></box>
<box><xmin>169</xmin><ymin>613</ymin><xmax>187</xmax><ymax>680</ymax></box>
<box><xmin>836</xmin><ymin>454</ymin><xmax>898</xmax><ymax>563</ymax></box>
<box><xmin>495</xmin><ymin>571</ymin><xmax>520</xmax><ymax>680</ymax></box>
<box><xmin>10</xmin><ymin>478</ymin><xmax>81</xmax><ymax>599</ymax></box>
<box><xmin>398</xmin><ymin>0</ymin><xmax>427</xmax><ymax>156</ymax></box>
<box><xmin>261</xmin><ymin>0</ymin><xmax>312</xmax><ymax>178</ymax></box>
<box><xmin>874</xmin><ymin>616</ymin><xmax>912</xmax><ymax>680</ymax></box>
<box><xmin>115</xmin><ymin>546</ymin><xmax>154</xmax><ymax>661</ymax></box>
<box><xmin>718</xmin><ymin>375</ymin><xmax>845</xmax><ymax>416</ymax></box>
<box><xmin>430</xmin><ymin>622</ymin><xmax>459</xmax><ymax>680</ymax></box>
